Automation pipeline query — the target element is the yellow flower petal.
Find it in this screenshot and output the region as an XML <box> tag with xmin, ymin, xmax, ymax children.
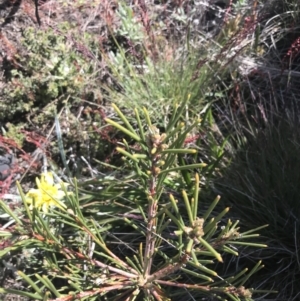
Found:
<box><xmin>43</xmin><ymin>172</ymin><xmax>54</xmax><ymax>186</ymax></box>
<box><xmin>25</xmin><ymin>172</ymin><xmax>69</xmax><ymax>212</ymax></box>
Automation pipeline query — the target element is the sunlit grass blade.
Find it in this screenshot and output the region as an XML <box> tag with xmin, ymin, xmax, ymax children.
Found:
<box><xmin>158</xmin><ymin>163</ymin><xmax>207</xmax><ymax>175</ymax></box>
<box><xmin>238</xmin><ymin>261</ymin><xmax>264</xmax><ymax>287</ymax></box>
<box><xmin>166</xmin><ymin>95</ymin><xmax>189</xmax><ymax>132</ymax></box>
<box><xmin>143</xmin><ymin>107</ymin><xmax>152</xmax><ymax>127</ymax></box>
<box><xmin>226</xmin><ymin>241</ymin><xmax>267</xmax><ymax>248</ymax></box>
<box><xmin>112</xmin><ymin>103</ymin><xmax>138</xmax><ymax>135</ymax></box>
<box><xmin>105</xmin><ymin>118</ymin><xmax>141</xmax><ymax>141</ymax></box>
<box><xmin>204</xmin><ymin>207</ymin><xmax>230</xmax><ymax>234</ymax></box>
<box><xmin>182</xmin><ymin>190</ymin><xmax>193</xmax><ymax>226</ymax></box>
<box><xmin>135</xmin><ymin>108</ymin><xmax>146</xmax><ymax>141</ymax></box>
<box><xmin>193</xmin><ymin>173</ymin><xmax>200</xmax><ymax>220</ymax></box>
<box><xmin>17</xmin><ymin>271</ymin><xmax>43</xmax><ymax>295</ymax></box>
<box><xmin>0</xmin><ymin>288</ymin><xmax>43</xmax><ymax>300</ymax></box>
<box><xmin>35</xmin><ymin>274</ymin><xmax>61</xmax><ymax>297</ymax></box>
<box><xmin>181</xmin><ymin>267</ymin><xmax>213</xmax><ymax>282</ymax></box>
<box><xmin>162</xmin><ymin>149</ymin><xmax>197</xmax><ymax>154</ymax></box>
<box><xmin>198</xmin><ymin>237</ymin><xmax>223</xmax><ymax>262</ymax></box>
<box><xmin>187</xmin><ymin>261</ymin><xmax>218</xmax><ymax>277</ymax></box>
<box><xmin>0</xmin><ymin>198</ymin><xmax>22</xmax><ymax>225</ymax></box>
<box><xmin>17</xmin><ymin>181</ymin><xmax>33</xmax><ymax>223</ymax></box>
<box><xmin>240</xmin><ymin>224</ymin><xmax>269</xmax><ymax>236</ymax></box>
<box><xmin>221</xmin><ymin>245</ymin><xmax>239</xmax><ymax>256</ymax></box>
<box><xmin>202</xmin><ymin>195</ymin><xmax>220</xmax><ymax>221</ymax></box>
<box><xmin>177</xmin><ymin>154</ymin><xmax>192</xmax><ymax>187</ymax></box>
<box><xmin>116</xmin><ymin>147</ymin><xmax>140</xmax><ymax>162</ymax></box>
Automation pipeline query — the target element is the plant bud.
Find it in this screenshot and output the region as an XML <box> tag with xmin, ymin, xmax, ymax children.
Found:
<box><xmin>151</xmin><ymin>147</ymin><xmax>157</xmax><ymax>155</ymax></box>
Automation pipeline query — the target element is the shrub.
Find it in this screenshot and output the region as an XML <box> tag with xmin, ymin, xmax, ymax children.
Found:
<box><xmin>0</xmin><ymin>104</ymin><xmax>269</xmax><ymax>301</ymax></box>
<box><xmin>1</xmin><ymin>25</ymin><xmax>99</xmax><ymax>120</ymax></box>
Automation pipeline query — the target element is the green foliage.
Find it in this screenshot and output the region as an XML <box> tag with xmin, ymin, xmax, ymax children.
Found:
<box><xmin>103</xmin><ymin>1</ymin><xmax>256</xmax><ymax>133</ymax></box>
<box><xmin>116</xmin><ymin>1</ymin><xmax>145</xmax><ymax>42</ymax></box>
<box><xmin>0</xmin><ymin>22</ymin><xmax>113</xmax><ymax>171</ymax></box>
<box><xmin>1</xmin><ymin>25</ymin><xmax>100</xmax><ymax>121</ymax></box>
<box><xmin>106</xmin><ymin>46</ymin><xmax>220</xmax><ymax>131</ymax></box>
<box><xmin>214</xmin><ymin>113</ymin><xmax>300</xmax><ymax>300</ymax></box>
<box><xmin>1</xmin><ymin>1</ymin><xmax>299</xmax><ymax>299</ymax></box>
<box><xmin>0</xmin><ymin>104</ymin><xmax>270</xmax><ymax>301</ymax></box>
<box><xmin>2</xmin><ymin>123</ymin><xmax>26</xmax><ymax>148</ymax></box>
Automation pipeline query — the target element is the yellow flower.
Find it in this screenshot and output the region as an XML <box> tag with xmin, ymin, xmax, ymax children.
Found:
<box><xmin>25</xmin><ymin>172</ymin><xmax>68</xmax><ymax>213</ymax></box>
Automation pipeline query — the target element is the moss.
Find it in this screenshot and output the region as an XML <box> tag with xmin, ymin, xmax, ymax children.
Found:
<box><xmin>3</xmin><ymin>123</ymin><xmax>26</xmax><ymax>148</ymax></box>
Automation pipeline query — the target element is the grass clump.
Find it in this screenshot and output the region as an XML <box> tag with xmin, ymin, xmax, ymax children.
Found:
<box><xmin>213</xmin><ymin>111</ymin><xmax>300</xmax><ymax>300</ymax></box>
<box><xmin>205</xmin><ymin>2</ymin><xmax>300</xmax><ymax>297</ymax></box>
